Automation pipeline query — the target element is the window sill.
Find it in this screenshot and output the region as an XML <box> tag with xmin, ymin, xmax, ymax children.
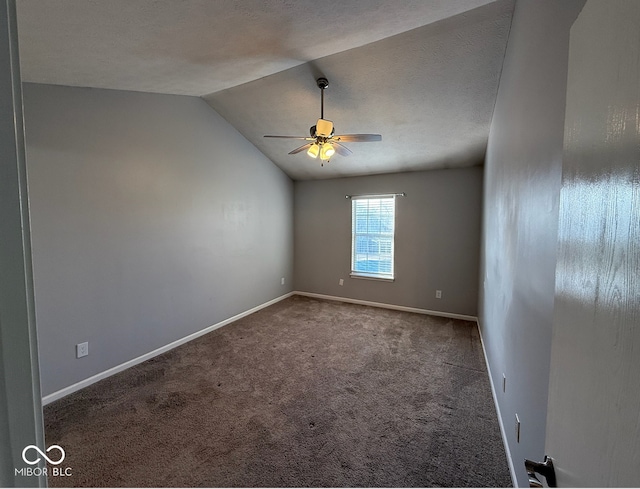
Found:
<box><xmin>350</xmin><ymin>273</ymin><xmax>395</xmax><ymax>282</ymax></box>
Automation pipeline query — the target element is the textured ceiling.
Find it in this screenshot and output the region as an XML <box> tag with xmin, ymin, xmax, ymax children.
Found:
<box><xmin>16</xmin><ymin>0</ymin><xmax>514</xmax><ymax>180</ymax></box>
<box><xmin>16</xmin><ymin>0</ymin><xmax>496</xmax><ymax>96</ymax></box>
<box><xmin>206</xmin><ymin>1</ymin><xmax>514</xmax><ymax>180</ymax></box>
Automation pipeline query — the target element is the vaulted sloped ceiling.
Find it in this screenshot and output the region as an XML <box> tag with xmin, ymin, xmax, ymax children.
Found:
<box><xmin>206</xmin><ymin>1</ymin><xmax>514</xmax><ymax>180</ymax></box>
<box><xmin>16</xmin><ymin>0</ymin><xmax>514</xmax><ymax>180</ymax></box>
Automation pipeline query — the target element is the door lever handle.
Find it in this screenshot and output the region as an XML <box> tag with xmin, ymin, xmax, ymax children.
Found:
<box><xmin>525</xmin><ymin>455</ymin><xmax>556</xmax><ymax>488</ymax></box>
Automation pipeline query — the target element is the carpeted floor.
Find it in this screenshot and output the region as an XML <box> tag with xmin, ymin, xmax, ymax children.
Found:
<box><xmin>44</xmin><ymin>296</ymin><xmax>511</xmax><ymax>487</ymax></box>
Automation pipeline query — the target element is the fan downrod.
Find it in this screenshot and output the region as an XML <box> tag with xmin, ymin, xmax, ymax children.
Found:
<box><xmin>316</xmin><ymin>77</ymin><xmax>329</xmax><ymax>90</ymax></box>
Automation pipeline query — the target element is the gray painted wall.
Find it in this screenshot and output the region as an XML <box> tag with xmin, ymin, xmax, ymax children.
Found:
<box><xmin>479</xmin><ymin>1</ymin><xmax>585</xmax><ymax>486</ymax></box>
<box><xmin>0</xmin><ymin>1</ymin><xmax>45</xmax><ymax>486</ymax></box>
<box><xmin>294</xmin><ymin>168</ymin><xmax>482</xmax><ymax>316</ymax></box>
<box><xmin>23</xmin><ymin>83</ymin><xmax>294</xmax><ymax>397</ymax></box>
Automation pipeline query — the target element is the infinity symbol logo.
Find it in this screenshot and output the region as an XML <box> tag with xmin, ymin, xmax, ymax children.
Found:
<box><xmin>22</xmin><ymin>445</ymin><xmax>65</xmax><ymax>465</ymax></box>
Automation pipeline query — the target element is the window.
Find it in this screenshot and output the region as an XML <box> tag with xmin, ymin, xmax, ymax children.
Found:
<box><xmin>351</xmin><ymin>195</ymin><xmax>395</xmax><ymax>280</ymax></box>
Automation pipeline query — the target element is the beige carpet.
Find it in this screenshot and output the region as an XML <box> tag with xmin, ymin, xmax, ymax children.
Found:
<box><xmin>44</xmin><ymin>296</ymin><xmax>511</xmax><ymax>487</ymax></box>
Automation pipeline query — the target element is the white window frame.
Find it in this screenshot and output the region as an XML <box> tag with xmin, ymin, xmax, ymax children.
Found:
<box><xmin>350</xmin><ymin>194</ymin><xmax>396</xmax><ymax>281</ymax></box>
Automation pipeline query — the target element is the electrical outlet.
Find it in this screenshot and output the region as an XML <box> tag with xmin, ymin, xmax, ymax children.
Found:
<box><xmin>281</xmin><ymin>277</ymin><xmax>285</xmax><ymax>285</ymax></box>
<box><xmin>339</xmin><ymin>279</ymin><xmax>344</xmax><ymax>286</ymax></box>
<box><xmin>435</xmin><ymin>290</ymin><xmax>442</xmax><ymax>299</ymax></box>
<box><xmin>76</xmin><ymin>342</ymin><xmax>89</xmax><ymax>358</ymax></box>
<box><xmin>515</xmin><ymin>413</ymin><xmax>521</xmax><ymax>443</ymax></box>
<box><xmin>503</xmin><ymin>373</ymin><xmax>506</xmax><ymax>392</ymax></box>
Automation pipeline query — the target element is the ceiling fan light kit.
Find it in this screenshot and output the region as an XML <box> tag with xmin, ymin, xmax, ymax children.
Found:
<box><xmin>320</xmin><ymin>143</ymin><xmax>335</xmax><ymax>159</ymax></box>
<box><xmin>264</xmin><ymin>77</ymin><xmax>381</xmax><ymax>165</ymax></box>
<box><xmin>307</xmin><ymin>143</ymin><xmax>320</xmax><ymax>159</ymax></box>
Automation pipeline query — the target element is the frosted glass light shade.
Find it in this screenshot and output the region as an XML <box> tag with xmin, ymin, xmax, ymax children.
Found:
<box><xmin>307</xmin><ymin>143</ymin><xmax>319</xmax><ymax>158</ymax></box>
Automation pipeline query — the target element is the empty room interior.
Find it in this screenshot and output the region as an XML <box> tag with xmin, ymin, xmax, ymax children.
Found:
<box><xmin>2</xmin><ymin>0</ymin><xmax>640</xmax><ymax>487</ymax></box>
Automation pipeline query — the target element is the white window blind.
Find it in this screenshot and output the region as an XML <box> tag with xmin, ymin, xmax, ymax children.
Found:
<box><xmin>351</xmin><ymin>195</ymin><xmax>395</xmax><ymax>280</ymax></box>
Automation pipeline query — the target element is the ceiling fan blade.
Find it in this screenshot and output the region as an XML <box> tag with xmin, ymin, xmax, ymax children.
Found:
<box><xmin>333</xmin><ymin>134</ymin><xmax>382</xmax><ymax>142</ymax></box>
<box><xmin>264</xmin><ymin>135</ymin><xmax>313</xmax><ymax>140</ymax></box>
<box><xmin>332</xmin><ymin>142</ymin><xmax>353</xmax><ymax>157</ymax></box>
<box><xmin>288</xmin><ymin>142</ymin><xmax>314</xmax><ymax>155</ymax></box>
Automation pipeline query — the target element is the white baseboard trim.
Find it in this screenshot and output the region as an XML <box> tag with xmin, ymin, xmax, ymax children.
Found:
<box><xmin>42</xmin><ymin>292</ymin><xmax>295</xmax><ymax>405</ymax></box>
<box><xmin>293</xmin><ymin>291</ymin><xmax>478</xmax><ymax>322</ymax></box>
<box><xmin>476</xmin><ymin>318</ymin><xmax>517</xmax><ymax>487</ymax></box>
<box><xmin>42</xmin><ymin>291</ymin><xmax>476</xmax><ymax>405</ymax></box>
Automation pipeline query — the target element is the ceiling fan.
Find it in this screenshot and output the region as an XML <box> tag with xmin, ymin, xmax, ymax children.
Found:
<box><xmin>264</xmin><ymin>77</ymin><xmax>381</xmax><ymax>164</ymax></box>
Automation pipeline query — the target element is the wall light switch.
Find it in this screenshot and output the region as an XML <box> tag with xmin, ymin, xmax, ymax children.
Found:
<box><xmin>76</xmin><ymin>342</ymin><xmax>89</xmax><ymax>358</ymax></box>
